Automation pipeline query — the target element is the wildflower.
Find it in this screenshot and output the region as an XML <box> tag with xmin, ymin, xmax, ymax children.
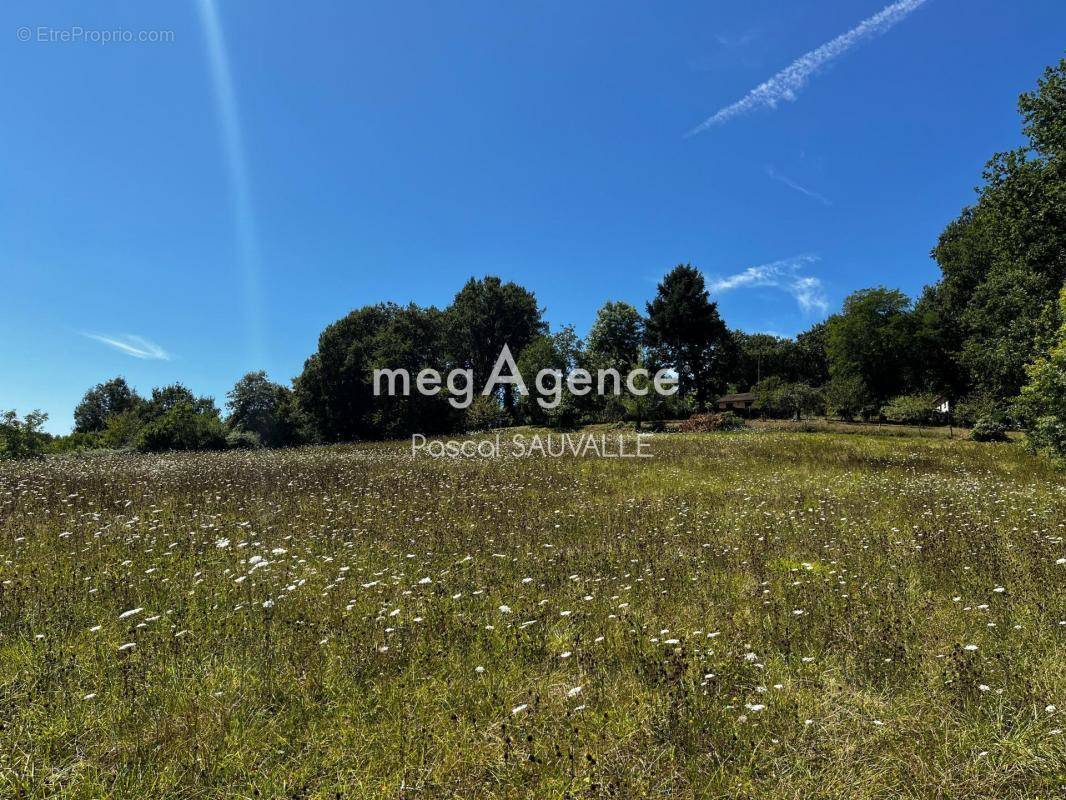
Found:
<box><xmin>118</xmin><ymin>608</ymin><xmax>143</xmax><ymax>620</ymax></box>
<box><xmin>215</xmin><ymin>538</ymin><xmax>230</xmax><ymax>549</ymax></box>
<box><xmin>511</xmin><ymin>704</ymin><xmax>529</xmax><ymax>715</ymax></box>
<box><xmin>475</xmin><ymin>666</ymin><xmax>485</xmax><ymax>674</ymax></box>
<box><xmin>963</xmin><ymin>644</ymin><xmax>978</xmax><ymax>651</ymax></box>
<box><xmin>498</xmin><ymin>605</ymin><xmax>512</xmax><ymax>614</ymax></box>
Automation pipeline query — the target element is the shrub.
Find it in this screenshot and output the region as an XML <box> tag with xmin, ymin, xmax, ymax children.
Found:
<box><xmin>755</xmin><ymin>379</ymin><xmax>824</xmax><ymax>419</ymax></box>
<box><xmin>136</xmin><ymin>402</ymin><xmax>227</xmax><ymax>453</ymax></box>
<box><xmin>1024</xmin><ymin>417</ymin><xmax>1066</xmax><ymax>461</ymax></box>
<box><xmin>954</xmin><ymin>394</ymin><xmax>1005</xmax><ymax>428</ymax></box>
<box><xmin>970</xmin><ymin>417</ymin><xmax>1008</xmax><ymax>442</ymax></box>
<box><xmin>464</xmin><ymin>396</ymin><xmax>507</xmax><ymax>432</ymax></box>
<box><xmin>677</xmin><ymin>412</ymin><xmax>745</xmax><ymax>433</ymax></box>
<box><xmin>0</xmin><ymin>410</ymin><xmax>50</xmax><ymax>460</ymax></box>
<box><xmin>824</xmin><ymin>375</ymin><xmax>874</xmax><ymax>421</ymax></box>
<box><xmin>1015</xmin><ymin>287</ymin><xmax>1065</xmax><ymax>462</ymax></box>
<box><xmin>880</xmin><ymin>393</ymin><xmax>938</xmax><ymax>426</ymax></box>
<box><xmin>226</xmin><ymin>430</ymin><xmax>263</xmax><ymax>450</ymax></box>
<box><xmin>100</xmin><ymin>410</ymin><xmax>145</xmax><ymax>449</ymax></box>
<box><xmin>47</xmin><ymin>430</ymin><xmax>105</xmax><ymax>453</ymax></box>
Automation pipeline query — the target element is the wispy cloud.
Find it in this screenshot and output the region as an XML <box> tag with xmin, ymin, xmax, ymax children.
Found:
<box><xmin>766</xmin><ymin>165</ymin><xmax>833</xmax><ymax>206</ymax></box>
<box><xmin>687</xmin><ymin>0</ymin><xmax>930</xmax><ymax>134</ymax></box>
<box><xmin>714</xmin><ymin>30</ymin><xmax>760</xmax><ymax>49</ymax></box>
<box><xmin>82</xmin><ymin>333</ymin><xmax>171</xmax><ymax>360</ymax></box>
<box><xmin>708</xmin><ymin>255</ymin><xmax>829</xmax><ymax>315</ymax></box>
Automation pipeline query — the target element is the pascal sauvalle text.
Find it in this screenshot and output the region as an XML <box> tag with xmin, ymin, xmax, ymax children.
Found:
<box><xmin>411</xmin><ymin>432</ymin><xmax>654</xmax><ymax>459</ymax></box>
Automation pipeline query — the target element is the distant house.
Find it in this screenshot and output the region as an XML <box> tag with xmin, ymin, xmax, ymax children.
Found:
<box><xmin>933</xmin><ymin>396</ymin><xmax>951</xmax><ymax>414</ymax></box>
<box><xmin>717</xmin><ymin>392</ymin><xmax>756</xmax><ymax>412</ymax></box>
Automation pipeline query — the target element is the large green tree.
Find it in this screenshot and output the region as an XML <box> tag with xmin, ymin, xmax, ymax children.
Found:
<box><xmin>1015</xmin><ymin>286</ymin><xmax>1066</xmax><ymax>462</ymax></box>
<box><xmin>928</xmin><ymin>58</ymin><xmax>1066</xmax><ymax>402</ymax></box>
<box><xmin>226</xmin><ymin>371</ymin><xmax>308</xmax><ymax>447</ymax></box>
<box><xmin>445</xmin><ymin>276</ymin><xmax>546</xmax><ymax>415</ymax></box>
<box><xmin>729</xmin><ymin>332</ymin><xmax>792</xmax><ymax>390</ymax></box>
<box><xmin>644</xmin><ymin>264</ymin><xmax>731</xmax><ymax>410</ymax></box>
<box><xmin>141</xmin><ymin>384</ymin><xmax>218</xmax><ymax>421</ymax></box>
<box><xmin>0</xmin><ymin>410</ymin><xmax>50</xmax><ymax>460</ymax></box>
<box><xmin>73</xmin><ymin>377</ymin><xmax>142</xmax><ymax>433</ymax></box>
<box><xmin>585</xmin><ymin>301</ymin><xmax>643</xmax><ymax>374</ymax></box>
<box><xmin>790</xmin><ymin>322</ymin><xmax>830</xmax><ymax>387</ymax></box>
<box><xmin>296</xmin><ymin>303</ymin><xmax>457</xmax><ymax>441</ymax></box>
<box><xmin>825</xmin><ymin>288</ymin><xmax>917</xmax><ymax>406</ymax></box>
<box><xmin>515</xmin><ymin>326</ymin><xmax>584</xmax><ymax>428</ymax></box>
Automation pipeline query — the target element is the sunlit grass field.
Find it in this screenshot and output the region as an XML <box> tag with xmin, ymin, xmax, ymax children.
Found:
<box><xmin>1</xmin><ymin>430</ymin><xmax>1063</xmax><ymax>798</ymax></box>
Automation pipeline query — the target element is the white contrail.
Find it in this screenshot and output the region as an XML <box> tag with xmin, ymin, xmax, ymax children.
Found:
<box><xmin>198</xmin><ymin>0</ymin><xmax>266</xmax><ymax>366</ymax></box>
<box><xmin>82</xmin><ymin>333</ymin><xmax>171</xmax><ymax>360</ymax></box>
<box><xmin>688</xmin><ymin>0</ymin><xmax>930</xmax><ymax>134</ymax></box>
<box><xmin>766</xmin><ymin>166</ymin><xmax>833</xmax><ymax>207</ymax></box>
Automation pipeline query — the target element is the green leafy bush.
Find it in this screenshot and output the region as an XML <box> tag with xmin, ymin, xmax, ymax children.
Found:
<box><xmin>136</xmin><ymin>402</ymin><xmax>227</xmax><ymax>453</ymax></box>
<box><xmin>970</xmin><ymin>417</ymin><xmax>1008</xmax><ymax>442</ymax></box>
<box><xmin>1015</xmin><ymin>287</ymin><xmax>1065</xmax><ymax>462</ymax></box>
<box><xmin>225</xmin><ymin>429</ymin><xmax>263</xmax><ymax>450</ymax></box>
<box><xmin>880</xmin><ymin>393</ymin><xmax>939</xmax><ymax>426</ymax></box>
<box><xmin>0</xmin><ymin>410</ymin><xmax>50</xmax><ymax>460</ymax></box>
<box><xmin>462</xmin><ymin>396</ymin><xmax>507</xmax><ymax>432</ymax></box>
<box><xmin>953</xmin><ymin>394</ymin><xmax>1003</xmax><ymax>428</ymax></box>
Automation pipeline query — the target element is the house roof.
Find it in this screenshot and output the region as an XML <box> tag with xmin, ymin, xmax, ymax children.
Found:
<box><xmin>718</xmin><ymin>392</ymin><xmax>756</xmax><ymax>403</ymax></box>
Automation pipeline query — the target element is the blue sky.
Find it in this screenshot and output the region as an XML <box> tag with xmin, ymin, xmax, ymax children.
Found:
<box><xmin>3</xmin><ymin>0</ymin><xmax>1064</xmax><ymax>432</ymax></box>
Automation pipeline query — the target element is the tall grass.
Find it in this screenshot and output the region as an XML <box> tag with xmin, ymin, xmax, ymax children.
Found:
<box><xmin>0</xmin><ymin>431</ymin><xmax>1062</xmax><ymax>798</ymax></box>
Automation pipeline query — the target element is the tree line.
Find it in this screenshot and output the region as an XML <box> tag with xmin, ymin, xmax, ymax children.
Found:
<box><xmin>3</xmin><ymin>59</ymin><xmax>1063</xmax><ymax>462</ymax></box>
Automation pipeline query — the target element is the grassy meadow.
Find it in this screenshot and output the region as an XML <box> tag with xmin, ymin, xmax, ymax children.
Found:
<box><xmin>1</xmin><ymin>429</ymin><xmax>1064</xmax><ymax>798</ymax></box>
